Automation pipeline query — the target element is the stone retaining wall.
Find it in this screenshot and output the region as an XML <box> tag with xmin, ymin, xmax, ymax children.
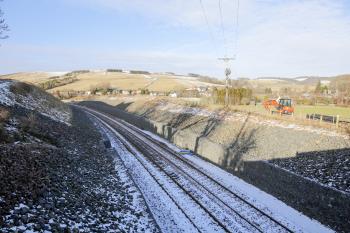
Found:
<box><xmin>80</xmin><ymin>101</ymin><xmax>350</xmax><ymax>232</ymax></box>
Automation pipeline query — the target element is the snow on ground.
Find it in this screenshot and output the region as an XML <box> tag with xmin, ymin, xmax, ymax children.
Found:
<box><xmin>296</xmin><ymin>78</ymin><xmax>307</xmax><ymax>81</ymax></box>
<box><xmin>105</xmin><ymin>156</ymin><xmax>158</xmax><ymax>232</ymax></box>
<box><xmin>0</xmin><ymin>81</ymin><xmax>16</xmax><ymax>106</ymax></box>
<box><xmin>270</xmin><ymin>152</ymin><xmax>350</xmax><ymax>194</ymax></box>
<box><xmin>256</xmin><ymin>78</ymin><xmax>286</xmax><ymax>82</ymax></box>
<box><xmin>0</xmin><ymin>80</ymin><xmax>70</xmax><ymax>124</ymax></box>
<box><xmin>158</xmin><ymin>101</ymin><xmax>213</xmax><ymax>117</ymax></box>
<box><xmin>85</xmin><ymin>106</ymin><xmax>334</xmax><ymax>233</ymax></box>
<box><xmin>185</xmin><ymin>155</ymin><xmax>334</xmax><ymax>233</ymax></box>
<box><xmin>45</xmin><ymin>71</ymin><xmax>68</xmax><ymax>76</ymax></box>
<box><xmin>136</xmin><ymin>127</ymin><xmax>334</xmax><ymax>233</ymax></box>
<box><xmin>95</xmin><ymin>120</ymin><xmax>202</xmax><ymax>233</ymax></box>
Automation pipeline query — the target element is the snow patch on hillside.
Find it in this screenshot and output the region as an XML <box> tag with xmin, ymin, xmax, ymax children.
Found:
<box><xmin>0</xmin><ymin>81</ymin><xmax>71</xmax><ymax>124</ymax></box>
<box><xmin>256</xmin><ymin>78</ymin><xmax>286</xmax><ymax>82</ymax></box>
<box><xmin>46</xmin><ymin>71</ymin><xmax>69</xmax><ymax>76</ymax></box>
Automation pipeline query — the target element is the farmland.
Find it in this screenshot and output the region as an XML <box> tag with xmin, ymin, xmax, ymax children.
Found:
<box><xmin>1</xmin><ymin>71</ymin><xmax>224</xmax><ymax>92</ymax></box>
<box><xmin>1</xmin><ymin>71</ymin><xmax>350</xmax><ymax>121</ymax></box>
<box><xmin>201</xmin><ymin>102</ymin><xmax>350</xmax><ymax>120</ymax></box>
<box><xmin>1</xmin><ymin>0</ymin><xmax>350</xmax><ymax>231</ymax></box>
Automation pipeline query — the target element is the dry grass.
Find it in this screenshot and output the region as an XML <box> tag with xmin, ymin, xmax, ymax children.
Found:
<box><xmin>0</xmin><ymin>107</ymin><xmax>10</xmax><ymax>143</ymax></box>
<box><xmin>2</xmin><ymin>72</ymin><xmax>224</xmax><ymax>93</ymax></box>
<box><xmin>54</xmin><ymin>72</ymin><xmax>207</xmax><ymax>92</ymax></box>
<box><xmin>249</xmin><ymin>79</ymin><xmax>314</xmax><ymax>93</ymax></box>
<box><xmin>0</xmin><ymin>72</ymin><xmax>55</xmax><ymax>83</ymax></box>
<box><xmin>147</xmin><ymin>77</ymin><xmax>185</xmax><ymax>92</ymax></box>
<box><xmin>21</xmin><ymin>112</ymin><xmax>37</xmax><ymax>132</ymax></box>
<box><xmin>0</xmin><ymin>108</ymin><xmax>10</xmax><ymax>123</ymax></box>
<box><xmin>51</xmin><ymin>72</ymin><xmax>151</xmax><ymax>91</ymax></box>
<box><xmin>221</xmin><ymin>104</ymin><xmax>350</xmax><ymax>122</ymax></box>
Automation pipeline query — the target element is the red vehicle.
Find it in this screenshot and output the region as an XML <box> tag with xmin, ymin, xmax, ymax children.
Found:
<box><xmin>263</xmin><ymin>98</ymin><xmax>294</xmax><ymax>115</ymax></box>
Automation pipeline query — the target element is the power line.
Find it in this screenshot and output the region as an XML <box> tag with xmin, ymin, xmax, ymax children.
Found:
<box><xmin>199</xmin><ymin>0</ymin><xmax>218</xmax><ymax>56</ymax></box>
<box><xmin>218</xmin><ymin>0</ymin><xmax>228</xmax><ymax>57</ymax></box>
<box><xmin>199</xmin><ymin>0</ymin><xmax>240</xmax><ymax>107</ymax></box>
<box><xmin>233</xmin><ymin>0</ymin><xmax>240</xmax><ymax>59</ymax></box>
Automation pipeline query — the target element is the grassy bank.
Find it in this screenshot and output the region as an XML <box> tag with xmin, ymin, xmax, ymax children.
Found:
<box><xmin>199</xmin><ymin>103</ymin><xmax>350</xmax><ymax>120</ymax></box>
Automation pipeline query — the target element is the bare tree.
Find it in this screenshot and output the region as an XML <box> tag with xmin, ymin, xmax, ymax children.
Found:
<box><xmin>0</xmin><ymin>1</ymin><xmax>9</xmax><ymax>40</ymax></box>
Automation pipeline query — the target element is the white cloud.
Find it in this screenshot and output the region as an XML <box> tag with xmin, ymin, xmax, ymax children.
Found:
<box><xmin>0</xmin><ymin>43</ymin><xmax>221</xmax><ymax>76</ymax></box>
<box><xmin>3</xmin><ymin>0</ymin><xmax>350</xmax><ymax>78</ymax></box>
<box><xmin>236</xmin><ymin>0</ymin><xmax>350</xmax><ymax>77</ymax></box>
<box><xmin>62</xmin><ymin>0</ymin><xmax>350</xmax><ymax>77</ymax></box>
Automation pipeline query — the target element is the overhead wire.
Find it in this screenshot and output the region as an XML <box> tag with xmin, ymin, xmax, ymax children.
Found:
<box><xmin>199</xmin><ymin>0</ymin><xmax>240</xmax><ymax>60</ymax></box>
<box><xmin>233</xmin><ymin>0</ymin><xmax>240</xmax><ymax>59</ymax></box>
<box><xmin>199</xmin><ymin>0</ymin><xmax>219</xmax><ymax>57</ymax></box>
<box><xmin>218</xmin><ymin>0</ymin><xmax>228</xmax><ymax>58</ymax></box>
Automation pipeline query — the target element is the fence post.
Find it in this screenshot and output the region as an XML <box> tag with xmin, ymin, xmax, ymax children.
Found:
<box><xmin>336</xmin><ymin>115</ymin><xmax>339</xmax><ymax>128</ymax></box>
<box><xmin>320</xmin><ymin>115</ymin><xmax>323</xmax><ymax>124</ymax></box>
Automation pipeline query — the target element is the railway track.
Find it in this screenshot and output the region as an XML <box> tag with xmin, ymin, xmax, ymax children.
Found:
<box><xmin>82</xmin><ymin>106</ymin><xmax>297</xmax><ymax>233</ymax></box>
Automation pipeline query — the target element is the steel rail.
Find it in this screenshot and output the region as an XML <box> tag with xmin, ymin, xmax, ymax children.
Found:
<box><xmin>81</xmin><ymin>105</ymin><xmax>294</xmax><ymax>233</ymax></box>
<box><xmin>89</xmin><ymin>113</ymin><xmax>221</xmax><ymax>233</ymax></box>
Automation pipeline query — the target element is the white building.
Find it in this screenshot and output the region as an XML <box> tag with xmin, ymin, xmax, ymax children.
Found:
<box><xmin>169</xmin><ymin>92</ymin><xmax>178</xmax><ymax>98</ymax></box>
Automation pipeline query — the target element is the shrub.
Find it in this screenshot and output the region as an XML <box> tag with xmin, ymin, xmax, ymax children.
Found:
<box><xmin>0</xmin><ymin>123</ymin><xmax>7</xmax><ymax>143</ymax></box>
<box><xmin>20</xmin><ymin>113</ymin><xmax>37</xmax><ymax>132</ymax></box>
<box><xmin>0</xmin><ymin>108</ymin><xmax>10</xmax><ymax>143</ymax></box>
<box><xmin>0</xmin><ymin>107</ymin><xmax>10</xmax><ymax>122</ymax></box>
<box><xmin>141</xmin><ymin>89</ymin><xmax>150</xmax><ymax>95</ymax></box>
<box><xmin>107</xmin><ymin>69</ymin><xmax>122</xmax><ymax>73</ymax></box>
<box><xmin>9</xmin><ymin>82</ymin><xmax>32</xmax><ymax>96</ymax></box>
<box><xmin>130</xmin><ymin>70</ymin><xmax>150</xmax><ymax>75</ymax></box>
<box><xmin>212</xmin><ymin>87</ymin><xmax>253</xmax><ymax>105</ymax></box>
<box><xmin>38</xmin><ymin>76</ymin><xmax>77</xmax><ymax>90</ymax></box>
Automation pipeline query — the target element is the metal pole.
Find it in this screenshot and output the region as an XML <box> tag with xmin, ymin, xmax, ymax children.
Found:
<box><xmin>218</xmin><ymin>57</ymin><xmax>234</xmax><ymax>108</ymax></box>
<box><xmin>336</xmin><ymin>115</ymin><xmax>339</xmax><ymax>128</ymax></box>
<box><xmin>225</xmin><ymin>67</ymin><xmax>231</xmax><ymax>107</ymax></box>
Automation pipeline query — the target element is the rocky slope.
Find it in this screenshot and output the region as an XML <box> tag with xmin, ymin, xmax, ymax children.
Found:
<box><xmin>80</xmin><ymin>97</ymin><xmax>350</xmax><ymax>194</ymax></box>
<box><xmin>0</xmin><ymin>81</ymin><xmax>158</xmax><ymax>232</ymax></box>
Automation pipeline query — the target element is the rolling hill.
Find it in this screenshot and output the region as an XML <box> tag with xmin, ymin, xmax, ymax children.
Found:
<box><xmin>1</xmin><ymin>71</ymin><xmax>349</xmax><ymax>94</ymax></box>
<box><xmin>1</xmin><ymin>71</ymin><xmax>224</xmax><ymax>93</ymax></box>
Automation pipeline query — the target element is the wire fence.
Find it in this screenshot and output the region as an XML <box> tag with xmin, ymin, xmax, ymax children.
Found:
<box><xmin>305</xmin><ymin>113</ymin><xmax>350</xmax><ymax>128</ymax></box>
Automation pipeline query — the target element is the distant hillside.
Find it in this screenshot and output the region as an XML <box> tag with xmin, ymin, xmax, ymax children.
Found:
<box><xmin>247</xmin><ymin>74</ymin><xmax>349</xmax><ymax>94</ymax></box>
<box><xmin>0</xmin><ymin>72</ymin><xmax>68</xmax><ymax>83</ymax></box>
<box><xmin>256</xmin><ymin>75</ymin><xmax>349</xmax><ymax>85</ymax></box>
<box><xmin>0</xmin><ymin>71</ymin><xmax>224</xmax><ymax>93</ymax></box>
<box><xmin>1</xmin><ymin>71</ymin><xmax>349</xmax><ymax>94</ymax></box>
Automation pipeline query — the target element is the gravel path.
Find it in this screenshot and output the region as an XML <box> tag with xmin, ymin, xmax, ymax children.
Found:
<box><xmin>0</xmin><ymin>105</ymin><xmax>158</xmax><ymax>232</ymax></box>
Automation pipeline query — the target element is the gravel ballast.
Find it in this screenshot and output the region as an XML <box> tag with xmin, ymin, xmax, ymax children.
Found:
<box><xmin>79</xmin><ymin>99</ymin><xmax>350</xmax><ymax>232</ymax></box>
<box><xmin>0</xmin><ymin>105</ymin><xmax>158</xmax><ymax>232</ymax></box>
<box><xmin>270</xmin><ymin>148</ymin><xmax>350</xmax><ymax>194</ymax></box>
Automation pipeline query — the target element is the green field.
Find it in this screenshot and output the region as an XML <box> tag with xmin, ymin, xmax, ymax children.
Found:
<box><xmin>210</xmin><ymin>104</ymin><xmax>350</xmax><ymax>120</ymax></box>
<box><xmin>294</xmin><ymin>105</ymin><xmax>350</xmax><ymax>120</ymax></box>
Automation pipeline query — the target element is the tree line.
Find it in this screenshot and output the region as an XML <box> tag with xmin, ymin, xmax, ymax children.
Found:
<box><xmin>212</xmin><ymin>87</ymin><xmax>253</xmax><ymax>105</ymax></box>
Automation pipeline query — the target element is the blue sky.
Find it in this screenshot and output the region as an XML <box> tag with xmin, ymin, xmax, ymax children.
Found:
<box><xmin>1</xmin><ymin>0</ymin><xmax>350</xmax><ymax>78</ymax></box>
